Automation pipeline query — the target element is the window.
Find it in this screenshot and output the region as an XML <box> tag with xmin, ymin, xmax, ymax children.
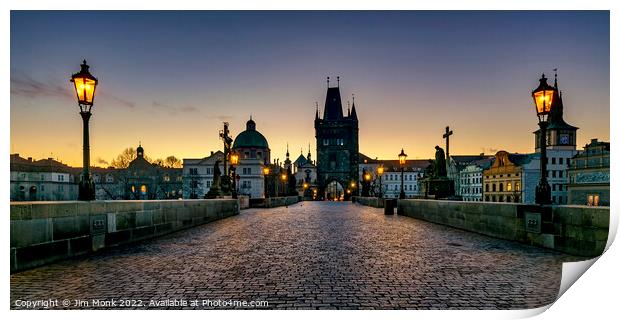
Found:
<box><xmin>164</xmin><ymin>175</ymin><xmax>170</xmax><ymax>182</ymax></box>
<box><xmin>566</xmin><ymin>158</ymin><xmax>571</xmax><ymax>166</ymax></box>
<box><xmin>499</xmin><ymin>183</ymin><xmax>503</xmax><ymax>192</ymax></box>
<box><xmin>559</xmin><ymin>158</ymin><xmax>563</xmax><ymax>165</ymax></box>
<box><xmin>559</xmin><ymin>196</ymin><xmax>563</xmax><ymax>204</ymax></box>
<box><xmin>58</xmin><ymin>174</ymin><xmax>64</xmax><ymax>182</ymax></box>
<box><xmin>323</xmin><ymin>139</ymin><xmax>329</xmax><ymax>146</ymax></box>
<box><xmin>206</xmin><ymin>180</ymin><xmax>212</xmax><ymax>187</ymax></box>
<box><xmin>587</xmin><ymin>194</ymin><xmax>600</xmax><ymax>206</ymax></box>
<box><xmin>189</xmin><ymin>168</ymin><xmax>198</xmax><ymax>175</ymax></box>
<box><xmin>552</xmin><ymin>184</ymin><xmax>556</xmax><ymax>191</ymax></box>
<box><xmin>558</xmin><ymin>185</ymin><xmax>563</xmax><ymax>191</ymax></box>
<box><xmin>515</xmin><ymin>182</ymin><xmax>520</xmax><ymax>191</ymax></box>
<box><xmin>492</xmin><ymin>184</ymin><xmax>496</xmax><ymax>192</ymax></box>
<box><xmin>41</xmin><ymin>174</ymin><xmax>45</xmax><ymax>181</ymax></box>
<box><xmin>191</xmin><ymin>180</ymin><xmax>198</xmax><ymax>188</ymax></box>
<box><xmin>58</xmin><ymin>185</ymin><xmax>64</xmax><ymax>191</ymax></box>
<box><xmin>507</xmin><ymin>182</ymin><xmax>512</xmax><ymax>191</ymax></box>
<box><xmin>41</xmin><ymin>185</ymin><xmax>45</xmax><ymax>192</ymax></box>
<box><xmin>106</xmin><ymin>175</ymin><xmax>114</xmax><ymax>183</ymax></box>
<box><xmin>559</xmin><ymin>171</ymin><xmax>563</xmax><ymax>178</ymax></box>
<box><xmin>552</xmin><ymin>170</ymin><xmax>556</xmax><ymax>178</ymax></box>
<box><xmin>551</xmin><ymin>157</ymin><xmax>556</xmax><ymax>165</ymax></box>
<box><xmin>207</xmin><ymin>168</ymin><xmax>212</xmax><ymax>175</ymax></box>
<box><xmin>485</xmin><ymin>184</ymin><xmax>489</xmax><ymax>192</ymax></box>
<box><xmin>552</xmin><ymin>195</ymin><xmax>556</xmax><ymax>203</ymax></box>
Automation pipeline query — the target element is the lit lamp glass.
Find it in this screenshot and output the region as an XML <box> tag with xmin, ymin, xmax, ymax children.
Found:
<box><xmin>377</xmin><ymin>166</ymin><xmax>384</xmax><ymax>176</ymax></box>
<box><xmin>263</xmin><ymin>167</ymin><xmax>270</xmax><ymax>175</ymax></box>
<box><xmin>531</xmin><ymin>74</ymin><xmax>556</xmax><ymax>122</ymax></box>
<box><xmin>303</xmin><ymin>182</ymin><xmax>309</xmax><ymax>189</ymax></box>
<box><xmin>350</xmin><ymin>181</ymin><xmax>356</xmax><ymax>188</ymax></box>
<box><xmin>364</xmin><ymin>173</ymin><xmax>371</xmax><ymax>181</ymax></box>
<box><xmin>230</xmin><ymin>152</ymin><xmax>239</xmax><ymax>166</ymax></box>
<box><xmin>70</xmin><ymin>60</ymin><xmax>98</xmax><ymax>108</ymax></box>
<box><xmin>398</xmin><ymin>149</ymin><xmax>408</xmax><ymax>166</ymax></box>
<box><xmin>281</xmin><ymin>173</ymin><xmax>287</xmax><ymax>181</ymax></box>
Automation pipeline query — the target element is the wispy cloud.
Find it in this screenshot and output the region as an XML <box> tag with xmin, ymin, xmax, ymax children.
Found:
<box><xmin>11</xmin><ymin>71</ymin><xmax>135</xmax><ymax>109</ymax></box>
<box><xmin>96</xmin><ymin>157</ymin><xmax>109</xmax><ymax>166</ymax></box>
<box><xmin>10</xmin><ymin>73</ymin><xmax>72</xmax><ymax>100</ymax></box>
<box><xmin>205</xmin><ymin>115</ymin><xmax>234</xmax><ymax>122</ymax></box>
<box><xmin>151</xmin><ymin>101</ymin><xmax>200</xmax><ymax>115</ymax></box>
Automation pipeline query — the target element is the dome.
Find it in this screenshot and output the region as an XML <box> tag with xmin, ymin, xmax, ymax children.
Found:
<box><xmin>233</xmin><ymin>117</ymin><xmax>269</xmax><ymax>149</ymax></box>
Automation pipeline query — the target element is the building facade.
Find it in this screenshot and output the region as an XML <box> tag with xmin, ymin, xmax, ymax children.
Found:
<box><xmin>183</xmin><ymin>151</ymin><xmax>226</xmax><ymax>199</ymax></box>
<box><xmin>459</xmin><ymin>158</ymin><xmax>494</xmax><ymax>202</ymax></box>
<box><xmin>448</xmin><ymin>155</ymin><xmax>493</xmax><ymax>198</ymax></box>
<box><xmin>567</xmin><ymin>139</ymin><xmax>610</xmax><ymax>206</ymax></box>
<box><xmin>358</xmin><ymin>153</ymin><xmax>429</xmax><ymax>199</ymax></box>
<box><xmin>10</xmin><ymin>154</ymin><xmax>78</xmax><ymax>201</ymax></box>
<box><xmin>483</xmin><ymin>151</ymin><xmax>540</xmax><ymax>203</ymax></box>
<box><xmin>315</xmin><ymin>79</ymin><xmax>359</xmax><ymax>200</ymax></box>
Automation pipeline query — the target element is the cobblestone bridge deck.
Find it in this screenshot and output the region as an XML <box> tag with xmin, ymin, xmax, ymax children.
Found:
<box><xmin>10</xmin><ymin>202</ymin><xmax>578</xmax><ymax>309</ymax></box>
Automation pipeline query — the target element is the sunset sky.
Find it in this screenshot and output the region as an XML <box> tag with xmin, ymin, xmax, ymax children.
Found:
<box><xmin>10</xmin><ymin>11</ymin><xmax>609</xmax><ymax>167</ymax></box>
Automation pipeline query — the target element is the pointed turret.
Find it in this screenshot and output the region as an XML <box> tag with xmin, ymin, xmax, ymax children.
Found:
<box><xmin>323</xmin><ymin>76</ymin><xmax>344</xmax><ymax>120</ymax></box>
<box><xmin>350</xmin><ymin>94</ymin><xmax>358</xmax><ymax>120</ymax></box>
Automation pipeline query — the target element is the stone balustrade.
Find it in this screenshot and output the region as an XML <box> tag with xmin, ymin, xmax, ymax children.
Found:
<box><xmin>10</xmin><ymin>199</ymin><xmax>239</xmax><ymax>273</ymax></box>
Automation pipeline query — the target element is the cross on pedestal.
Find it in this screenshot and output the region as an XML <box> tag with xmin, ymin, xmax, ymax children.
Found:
<box><xmin>443</xmin><ymin>126</ymin><xmax>453</xmax><ymax>170</ymax></box>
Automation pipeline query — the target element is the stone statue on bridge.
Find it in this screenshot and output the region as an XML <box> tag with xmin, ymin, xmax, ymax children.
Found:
<box><xmin>205</xmin><ymin>160</ymin><xmax>223</xmax><ymax>198</ymax></box>
<box><xmin>434</xmin><ymin>145</ymin><xmax>447</xmax><ymax>178</ymax></box>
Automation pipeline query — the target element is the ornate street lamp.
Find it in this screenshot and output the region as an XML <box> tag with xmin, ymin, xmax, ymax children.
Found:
<box><xmin>263</xmin><ymin>166</ymin><xmax>270</xmax><ymax>198</ymax></box>
<box><xmin>398</xmin><ymin>148</ymin><xmax>407</xmax><ymax>199</ymax></box>
<box><xmin>229</xmin><ymin>151</ymin><xmax>239</xmax><ymax>199</ymax></box>
<box><xmin>70</xmin><ymin>60</ymin><xmax>98</xmax><ymax>201</ymax></box>
<box><xmin>280</xmin><ymin>172</ymin><xmax>287</xmax><ymax>196</ymax></box>
<box><xmin>532</xmin><ymin>74</ymin><xmax>555</xmax><ymax>205</ymax></box>
<box><xmin>377</xmin><ymin>165</ymin><xmax>384</xmax><ymax>198</ymax></box>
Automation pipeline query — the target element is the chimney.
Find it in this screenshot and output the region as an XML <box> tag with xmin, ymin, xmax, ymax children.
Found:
<box><xmin>591</xmin><ymin>138</ymin><xmax>598</xmax><ymax>144</ymax></box>
<box><xmin>480</xmin><ymin>153</ymin><xmax>484</xmax><ymax>156</ymax></box>
<box><xmin>27</xmin><ymin>157</ymin><xmax>32</xmax><ymax>162</ymax></box>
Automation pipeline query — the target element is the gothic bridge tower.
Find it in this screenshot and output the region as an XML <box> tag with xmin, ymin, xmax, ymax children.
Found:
<box><xmin>314</xmin><ymin>77</ymin><xmax>359</xmax><ymax>200</ymax></box>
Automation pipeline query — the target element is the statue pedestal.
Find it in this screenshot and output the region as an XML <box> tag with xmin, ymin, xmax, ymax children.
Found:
<box><xmin>423</xmin><ymin>178</ymin><xmax>455</xmax><ymax>200</ymax></box>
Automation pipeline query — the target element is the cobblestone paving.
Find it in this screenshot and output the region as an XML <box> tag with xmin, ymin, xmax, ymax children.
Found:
<box><xmin>11</xmin><ymin>202</ymin><xmax>581</xmax><ymax>310</ymax></box>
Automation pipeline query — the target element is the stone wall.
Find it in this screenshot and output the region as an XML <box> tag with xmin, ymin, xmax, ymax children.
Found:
<box><xmin>10</xmin><ymin>199</ymin><xmax>239</xmax><ymax>273</ymax></box>
<box><xmin>397</xmin><ymin>199</ymin><xmax>608</xmax><ymax>257</ymax></box>
<box><xmin>353</xmin><ymin>196</ymin><xmax>384</xmax><ymax>208</ymax></box>
<box><xmin>264</xmin><ymin>196</ymin><xmax>300</xmax><ymax>208</ymax></box>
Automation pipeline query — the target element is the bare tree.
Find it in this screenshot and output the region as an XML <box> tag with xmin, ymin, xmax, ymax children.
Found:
<box><xmin>110</xmin><ymin>147</ymin><xmax>152</xmax><ymax>168</ymax></box>
<box><xmin>164</xmin><ymin>155</ymin><xmax>182</xmax><ymax>168</ymax></box>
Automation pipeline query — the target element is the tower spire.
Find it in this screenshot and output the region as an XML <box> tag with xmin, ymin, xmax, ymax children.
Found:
<box><xmin>286</xmin><ymin>143</ymin><xmax>290</xmax><ymax>158</ymax></box>
<box><xmin>327</xmin><ymin>76</ymin><xmax>330</xmax><ymax>87</ymax></box>
<box><xmin>553</xmin><ymin>68</ymin><xmax>558</xmax><ymax>89</ymax></box>
<box><xmin>350</xmin><ymin>93</ymin><xmax>358</xmax><ymax>120</ymax></box>
<box><xmin>337</xmin><ymin>76</ymin><xmax>340</xmax><ymax>87</ymax></box>
<box><xmin>315</xmin><ymin>101</ymin><xmax>319</xmax><ymax>120</ymax></box>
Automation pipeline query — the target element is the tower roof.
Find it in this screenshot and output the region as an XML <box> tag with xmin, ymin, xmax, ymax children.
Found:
<box><xmin>547</xmin><ymin>73</ymin><xmax>578</xmax><ymax>130</ymax></box>
<box><xmin>323</xmin><ymin>87</ymin><xmax>344</xmax><ymax>120</ymax></box>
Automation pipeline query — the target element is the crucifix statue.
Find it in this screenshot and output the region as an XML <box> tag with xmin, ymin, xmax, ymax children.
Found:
<box><xmin>442</xmin><ymin>126</ymin><xmax>453</xmax><ymax>172</ymax></box>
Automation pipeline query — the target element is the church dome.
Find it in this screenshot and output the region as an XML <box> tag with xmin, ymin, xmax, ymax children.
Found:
<box><xmin>233</xmin><ymin>117</ymin><xmax>269</xmax><ymax>149</ymax></box>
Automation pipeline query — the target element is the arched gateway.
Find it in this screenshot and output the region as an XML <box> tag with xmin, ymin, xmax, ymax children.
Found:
<box><xmin>314</xmin><ymin>77</ymin><xmax>359</xmax><ymax>200</ymax></box>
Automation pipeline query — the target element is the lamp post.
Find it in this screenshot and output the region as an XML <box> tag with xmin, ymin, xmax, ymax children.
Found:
<box><xmin>398</xmin><ymin>148</ymin><xmax>407</xmax><ymax>199</ymax></box>
<box><xmin>280</xmin><ymin>171</ymin><xmax>287</xmax><ymax>196</ymax></box>
<box><xmin>532</xmin><ymin>74</ymin><xmax>555</xmax><ymax>205</ymax></box>
<box><xmin>363</xmin><ymin>171</ymin><xmax>371</xmax><ymax>197</ymax></box>
<box><xmin>70</xmin><ymin>60</ymin><xmax>98</xmax><ymax>201</ymax></box>
<box><xmin>263</xmin><ymin>166</ymin><xmax>270</xmax><ymax>198</ymax></box>
<box><xmin>377</xmin><ymin>165</ymin><xmax>384</xmax><ymax>198</ymax></box>
<box><xmin>229</xmin><ymin>151</ymin><xmax>239</xmax><ymax>199</ymax></box>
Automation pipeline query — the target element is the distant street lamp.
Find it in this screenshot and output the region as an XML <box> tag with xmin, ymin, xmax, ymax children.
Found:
<box><xmin>363</xmin><ymin>171</ymin><xmax>371</xmax><ymax>197</ymax></box>
<box><xmin>377</xmin><ymin>165</ymin><xmax>384</xmax><ymax>198</ymax></box>
<box><xmin>398</xmin><ymin>148</ymin><xmax>407</xmax><ymax>199</ymax></box>
<box><xmin>263</xmin><ymin>166</ymin><xmax>270</xmax><ymax>198</ymax></box>
<box><xmin>281</xmin><ymin>172</ymin><xmax>287</xmax><ymax>196</ymax></box>
<box><xmin>229</xmin><ymin>151</ymin><xmax>239</xmax><ymax>199</ymax></box>
<box><xmin>532</xmin><ymin>74</ymin><xmax>555</xmax><ymax>205</ymax></box>
<box><xmin>70</xmin><ymin>60</ymin><xmax>98</xmax><ymax>201</ymax></box>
